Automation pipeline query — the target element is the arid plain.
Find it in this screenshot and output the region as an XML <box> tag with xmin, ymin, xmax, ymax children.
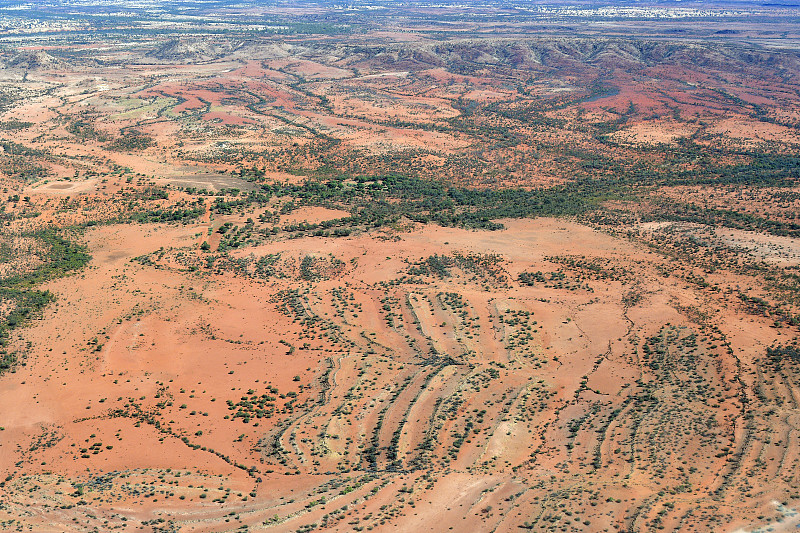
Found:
<box><xmin>1</xmin><ymin>2</ymin><xmax>800</xmax><ymax>532</ymax></box>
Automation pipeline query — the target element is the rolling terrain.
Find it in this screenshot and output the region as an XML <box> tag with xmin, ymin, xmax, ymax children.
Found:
<box><xmin>0</xmin><ymin>2</ymin><xmax>799</xmax><ymax>532</ymax></box>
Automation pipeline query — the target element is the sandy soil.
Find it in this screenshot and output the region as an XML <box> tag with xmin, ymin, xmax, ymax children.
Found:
<box><xmin>0</xmin><ymin>21</ymin><xmax>799</xmax><ymax>533</ymax></box>
<box><xmin>0</xmin><ymin>212</ymin><xmax>793</xmax><ymax>532</ymax></box>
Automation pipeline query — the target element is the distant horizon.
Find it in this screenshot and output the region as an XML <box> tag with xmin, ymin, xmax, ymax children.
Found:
<box><xmin>3</xmin><ymin>0</ymin><xmax>797</xmax><ymax>6</ymax></box>
<box><xmin>1</xmin><ymin>0</ymin><xmax>799</xmax><ymax>531</ymax></box>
